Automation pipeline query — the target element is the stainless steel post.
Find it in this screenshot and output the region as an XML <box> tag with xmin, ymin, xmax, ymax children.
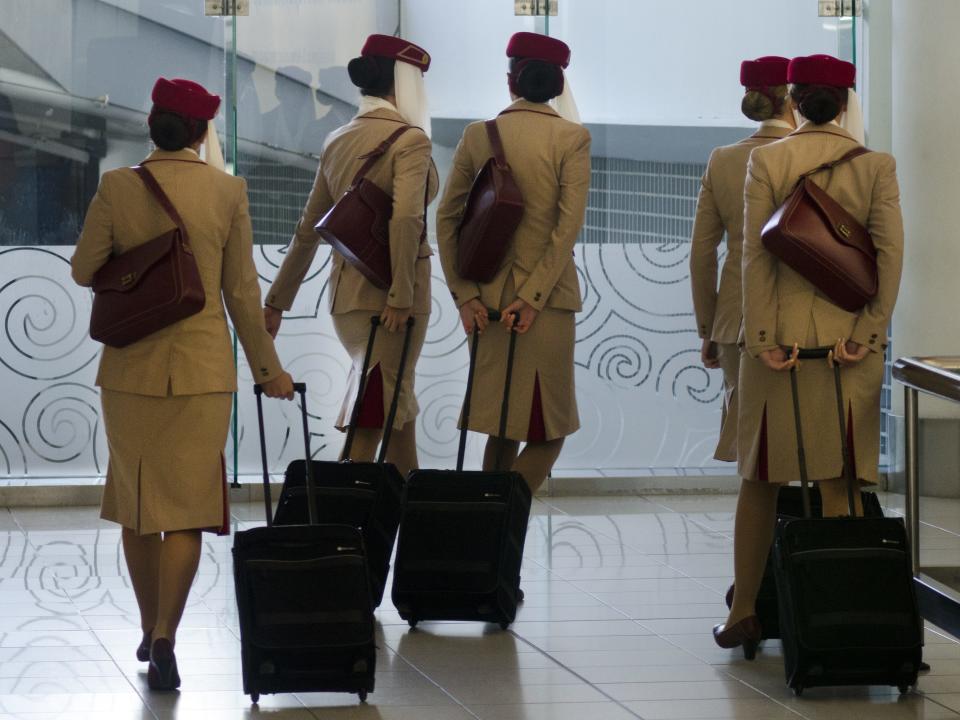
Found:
<box><xmin>904</xmin><ymin>386</ymin><xmax>920</xmax><ymax>576</ymax></box>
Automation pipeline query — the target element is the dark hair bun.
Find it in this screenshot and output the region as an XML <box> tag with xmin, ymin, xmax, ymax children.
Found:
<box><xmin>791</xmin><ymin>84</ymin><xmax>844</xmax><ymax>125</ymax></box>
<box><xmin>516</xmin><ymin>60</ymin><xmax>563</xmax><ymax>103</ymax></box>
<box><xmin>149</xmin><ymin>111</ymin><xmax>201</xmax><ymax>151</ymax></box>
<box><xmin>741</xmin><ymin>85</ymin><xmax>787</xmax><ymax>122</ymax></box>
<box><xmin>347</xmin><ymin>55</ymin><xmax>395</xmax><ymax>94</ymax></box>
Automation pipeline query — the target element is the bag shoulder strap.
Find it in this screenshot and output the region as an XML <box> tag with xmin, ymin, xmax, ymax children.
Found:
<box><xmin>799</xmin><ymin>146</ymin><xmax>872</xmax><ymax>180</ymax></box>
<box><xmin>349</xmin><ymin>125</ymin><xmax>414</xmax><ymax>188</ymax></box>
<box><xmin>484</xmin><ymin>119</ymin><xmax>509</xmax><ymax>169</ymax></box>
<box><xmin>132</xmin><ymin>165</ymin><xmax>190</xmax><ymax>244</ymax></box>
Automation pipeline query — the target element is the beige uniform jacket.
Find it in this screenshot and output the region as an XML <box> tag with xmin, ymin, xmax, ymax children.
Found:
<box><xmin>690</xmin><ymin>125</ymin><xmax>792</xmax><ymax>343</ymax></box>
<box><xmin>742</xmin><ymin>123</ymin><xmax>904</xmax><ymax>356</ymax></box>
<box><xmin>72</xmin><ymin>149</ymin><xmax>283</xmax><ymax>396</ymax></box>
<box><xmin>266</xmin><ymin>108</ymin><xmax>438</xmax><ymax>314</ymax></box>
<box><xmin>436</xmin><ymin>99</ymin><xmax>591</xmax><ymax>313</ymax></box>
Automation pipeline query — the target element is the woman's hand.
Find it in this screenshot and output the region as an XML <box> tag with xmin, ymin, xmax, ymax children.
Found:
<box><xmin>828</xmin><ymin>338</ymin><xmax>870</xmax><ymax>367</ymax></box>
<box><xmin>759</xmin><ymin>343</ymin><xmax>800</xmax><ymax>372</ymax></box>
<box><xmin>458</xmin><ymin>299</ymin><xmax>489</xmax><ymax>335</ymax></box>
<box><xmin>381</xmin><ymin>305</ymin><xmax>412</xmax><ymax>333</ymax></box>
<box><xmin>500</xmin><ymin>298</ymin><xmax>539</xmax><ymax>334</ymax></box>
<box><xmin>264</xmin><ymin>306</ymin><xmax>282</xmax><ymax>339</ymax></box>
<box><xmin>261</xmin><ymin>371</ymin><xmax>295</xmax><ymax>400</ymax></box>
<box><xmin>701</xmin><ymin>339</ymin><xmax>720</xmax><ymax>369</ymax></box>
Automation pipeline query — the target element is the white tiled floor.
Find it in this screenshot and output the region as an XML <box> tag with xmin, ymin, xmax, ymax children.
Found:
<box><xmin>0</xmin><ymin>492</ymin><xmax>959</xmax><ymax>719</ymax></box>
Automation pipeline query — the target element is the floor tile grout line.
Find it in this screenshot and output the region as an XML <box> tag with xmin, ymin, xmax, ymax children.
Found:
<box><xmin>526</xmin><ymin>506</ymin><xmax>955</xmax><ymax>718</ymax></box>
<box><xmin>523</xmin><ymin>556</ymin><xmax>812</xmax><ymax>719</ymax></box>
<box><xmin>920</xmin><ymin>694</ymin><xmax>960</xmax><ymax>718</ymax></box>
<box><xmin>377</xmin><ymin>638</ymin><xmax>483</xmax><ymax>719</ymax></box>
<box><xmin>505</xmin><ymin>628</ymin><xmax>649</xmax><ymax>720</ymax></box>
<box><xmin>78</xmin><ymin>592</ymin><xmax>161</xmax><ymax>719</ymax></box>
<box><xmin>528</xmin><ymin>506</ymin><xmax>733</xmax><ymax>603</ymax></box>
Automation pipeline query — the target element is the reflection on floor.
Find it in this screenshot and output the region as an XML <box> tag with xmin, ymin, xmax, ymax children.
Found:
<box><xmin>1</xmin><ymin>492</ymin><xmax>959</xmax><ymax>719</ymax></box>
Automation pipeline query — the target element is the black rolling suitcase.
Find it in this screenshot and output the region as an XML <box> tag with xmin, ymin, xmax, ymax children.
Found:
<box><xmin>272</xmin><ymin>316</ymin><xmax>414</xmax><ymax>607</ymax></box>
<box><xmin>772</xmin><ymin>349</ymin><xmax>923</xmax><ymax>695</ymax></box>
<box><xmin>750</xmin><ymin>485</ymin><xmax>884</xmax><ymax>640</ymax></box>
<box><xmin>232</xmin><ymin>383</ymin><xmax>376</xmax><ymax>704</ymax></box>
<box><xmin>392</xmin><ymin>312</ymin><xmax>532</xmax><ymax>630</ymax></box>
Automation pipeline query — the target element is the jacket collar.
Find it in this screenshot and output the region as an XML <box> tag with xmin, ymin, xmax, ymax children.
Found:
<box><xmin>356</xmin><ymin>107</ymin><xmax>407</xmax><ymax>124</ymax></box>
<box><xmin>750</xmin><ymin>125</ymin><xmax>792</xmax><ymax>141</ymax></box>
<box><xmin>791</xmin><ymin>120</ymin><xmax>858</xmax><ymax>143</ymax></box>
<box><xmin>502</xmin><ymin>98</ymin><xmax>560</xmax><ymax>118</ymax></box>
<box><xmin>141</xmin><ymin>148</ymin><xmax>207</xmax><ymax>165</ymax></box>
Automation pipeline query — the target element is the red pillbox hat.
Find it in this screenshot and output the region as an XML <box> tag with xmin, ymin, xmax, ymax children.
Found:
<box><xmin>787</xmin><ymin>54</ymin><xmax>856</xmax><ymax>88</ymax></box>
<box><xmin>361</xmin><ymin>34</ymin><xmax>431</xmax><ymax>72</ymax></box>
<box><xmin>740</xmin><ymin>56</ymin><xmax>789</xmax><ymax>88</ymax></box>
<box><xmin>506</xmin><ymin>32</ymin><xmax>571</xmax><ymax>68</ymax></box>
<box><xmin>151</xmin><ymin>78</ymin><xmax>220</xmax><ymax>120</ymax></box>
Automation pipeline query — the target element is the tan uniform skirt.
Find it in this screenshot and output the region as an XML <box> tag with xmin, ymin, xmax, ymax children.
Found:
<box><xmin>714</xmin><ymin>342</ymin><xmax>740</xmax><ymax>462</ymax></box>
<box><xmin>737</xmin><ymin>334</ymin><xmax>883</xmax><ymax>485</ymax></box>
<box><xmin>101</xmin><ymin>389</ymin><xmax>232</xmax><ymax>535</ymax></box>
<box><xmin>463</xmin><ymin>279</ymin><xmax>579</xmax><ymax>442</ymax></box>
<box><xmin>333</xmin><ymin>310</ymin><xmax>429</xmax><ymax>432</ymax></box>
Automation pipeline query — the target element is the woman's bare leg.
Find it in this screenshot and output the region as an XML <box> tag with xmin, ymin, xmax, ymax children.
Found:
<box><xmin>726</xmin><ymin>479</ymin><xmax>780</xmax><ymax>627</ymax></box>
<box><xmin>121</xmin><ymin>528</ymin><xmax>161</xmax><ymax>635</ymax></box>
<box><xmin>152</xmin><ymin>530</ymin><xmax>202</xmax><ymax>644</ymax></box>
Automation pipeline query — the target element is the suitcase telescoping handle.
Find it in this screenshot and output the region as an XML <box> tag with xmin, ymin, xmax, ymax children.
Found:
<box><xmin>341</xmin><ymin>315</ymin><xmax>416</xmax><ymax>463</ymax></box>
<box><xmin>253</xmin><ymin>382</ymin><xmax>317</xmax><ymax>527</ymax></box>
<box><xmin>788</xmin><ymin>347</ymin><xmax>858</xmax><ymax>519</ymax></box>
<box><xmin>457</xmin><ymin>309</ymin><xmax>519</xmax><ymax>472</ymax></box>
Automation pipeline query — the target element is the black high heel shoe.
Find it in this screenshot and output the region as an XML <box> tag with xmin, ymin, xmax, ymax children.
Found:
<box><xmin>147</xmin><ymin>638</ymin><xmax>181</xmax><ymax>691</ymax></box>
<box><xmin>713</xmin><ymin>615</ymin><xmax>761</xmax><ymax>661</ymax></box>
<box><xmin>136</xmin><ymin>630</ymin><xmax>152</xmax><ymax>662</ymax></box>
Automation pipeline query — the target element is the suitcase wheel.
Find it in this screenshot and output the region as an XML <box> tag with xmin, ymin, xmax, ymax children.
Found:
<box><xmin>499</xmin><ymin>622</ymin><xmax>510</xmax><ymax>631</ymax></box>
<box><xmin>898</xmin><ymin>684</ymin><xmax>910</xmax><ymax>694</ymax></box>
<box><xmin>358</xmin><ymin>689</ymin><xmax>368</xmax><ymax>703</ymax></box>
<box><xmin>251</xmin><ymin>692</ymin><xmax>260</xmax><ymax>704</ymax></box>
<box><xmin>408</xmin><ymin>619</ymin><xmax>418</xmax><ymax>629</ymax></box>
<box><xmin>792</xmin><ymin>685</ymin><xmax>803</xmax><ymax>697</ymax></box>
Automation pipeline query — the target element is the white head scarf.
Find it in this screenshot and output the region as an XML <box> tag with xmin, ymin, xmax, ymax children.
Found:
<box><xmin>203</xmin><ymin>119</ymin><xmax>226</xmax><ymax>172</ymax></box>
<box><xmin>394</xmin><ymin>60</ymin><xmax>431</xmax><ymax>138</ymax></box>
<box><xmin>551</xmin><ymin>71</ymin><xmax>582</xmax><ymax>125</ymax></box>
<box><xmin>840</xmin><ymin>88</ymin><xmax>865</xmax><ymax>144</ymax></box>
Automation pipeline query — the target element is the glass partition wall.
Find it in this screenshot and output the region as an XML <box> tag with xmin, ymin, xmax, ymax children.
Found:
<box><xmin>0</xmin><ymin>1</ymin><xmax>866</xmax><ymax>481</ymax></box>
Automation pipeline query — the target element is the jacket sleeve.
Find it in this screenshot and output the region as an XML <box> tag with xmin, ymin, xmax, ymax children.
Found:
<box><xmin>435</xmin><ymin>128</ymin><xmax>482</xmax><ymax>307</ymax></box>
<box><xmin>689</xmin><ymin>153</ymin><xmax>724</xmax><ymax>339</ymax></box>
<box><xmin>386</xmin><ymin>130</ymin><xmax>433</xmax><ymax>309</ymax></box>
<box><xmin>741</xmin><ymin>150</ymin><xmax>780</xmax><ymax>357</ymax></box>
<box><xmin>223</xmin><ymin>177</ymin><xmax>284</xmax><ymax>383</ymax></box>
<box><xmin>265</xmin><ymin>160</ymin><xmax>334</xmax><ymax>311</ymax></box>
<box><xmin>851</xmin><ymin>154</ymin><xmax>903</xmax><ymax>351</ymax></box>
<box><xmin>516</xmin><ymin>126</ymin><xmax>592</xmax><ymax>312</ymax></box>
<box><xmin>71</xmin><ymin>173</ymin><xmax>116</xmax><ymax>287</ymax></box>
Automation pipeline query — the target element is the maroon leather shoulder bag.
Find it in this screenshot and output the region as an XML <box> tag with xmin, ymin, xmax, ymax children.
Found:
<box><xmin>455</xmin><ymin>117</ymin><xmax>525</xmax><ymax>283</ymax></box>
<box><xmin>89</xmin><ymin>165</ymin><xmax>205</xmax><ymax>348</ymax></box>
<box><xmin>761</xmin><ymin>146</ymin><xmax>877</xmax><ymax>313</ymax></box>
<box><xmin>315</xmin><ymin>125</ymin><xmax>413</xmax><ymax>290</ymax></box>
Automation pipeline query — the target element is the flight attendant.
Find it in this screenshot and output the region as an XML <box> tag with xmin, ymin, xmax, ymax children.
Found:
<box><xmin>264</xmin><ymin>35</ymin><xmax>437</xmax><ymax>476</ymax></box>
<box><xmin>436</xmin><ymin>32</ymin><xmax>591</xmax><ymax>493</ymax></box>
<box><xmin>72</xmin><ymin>77</ymin><xmax>293</xmax><ymax>690</ymax></box>
<box><xmin>714</xmin><ymin>55</ymin><xmax>903</xmax><ymax>657</ymax></box>
<box><xmin>690</xmin><ymin>56</ymin><xmax>795</xmax><ymax>462</ymax></box>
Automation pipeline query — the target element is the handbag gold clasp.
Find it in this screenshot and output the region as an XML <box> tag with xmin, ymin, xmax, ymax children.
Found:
<box><xmin>121</xmin><ymin>272</ymin><xmax>138</xmax><ymax>287</ymax></box>
<box><xmin>837</xmin><ymin>223</ymin><xmax>851</xmax><ymax>238</ymax></box>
